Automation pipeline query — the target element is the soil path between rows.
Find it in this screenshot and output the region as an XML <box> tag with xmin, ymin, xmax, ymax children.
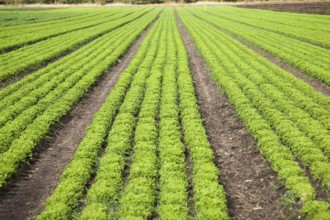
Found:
<box><xmin>192</xmin><ymin>12</ymin><xmax>330</xmax><ymax>97</ymax></box>
<box><xmin>0</xmin><ymin>17</ymin><xmax>157</xmax><ymax>220</ymax></box>
<box><xmin>175</xmin><ymin>11</ymin><xmax>298</xmax><ymax>220</ymax></box>
<box><xmin>236</xmin><ymin>2</ymin><xmax>330</xmax><ymax>15</ymax></box>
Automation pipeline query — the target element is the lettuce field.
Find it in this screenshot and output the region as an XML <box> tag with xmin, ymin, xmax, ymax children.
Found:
<box><xmin>0</xmin><ymin>5</ymin><xmax>329</xmax><ymax>220</ymax></box>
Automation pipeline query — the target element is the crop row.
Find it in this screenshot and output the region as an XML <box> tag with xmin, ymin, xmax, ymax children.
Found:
<box><xmin>0</xmin><ymin>8</ymin><xmax>158</xmax><ymax>130</ymax></box>
<box><xmin>0</xmin><ymin>8</ymin><xmax>152</xmax><ymax>83</ymax></box>
<box><xmin>189</xmin><ymin>7</ymin><xmax>330</xmax><ymax>86</ymax></box>
<box><xmin>0</xmin><ymin>7</ymin><xmax>140</xmax><ymax>52</ymax></box>
<box><xmin>177</xmin><ymin>8</ymin><xmax>330</xmax><ymax>219</ymax></box>
<box><xmin>114</xmin><ymin>17</ymin><xmax>166</xmax><ymax>218</ymax></box>
<box><xmin>156</xmin><ymin>13</ymin><xmax>189</xmax><ymax>219</ymax></box>
<box><xmin>0</xmin><ymin>9</ymin><xmax>161</xmax><ymax>188</ymax></box>
<box><xmin>0</xmin><ymin>9</ymin><xmax>108</xmax><ymax>37</ymax></box>
<box><xmin>173</xmin><ymin>12</ymin><xmax>229</xmax><ymax>219</ymax></box>
<box><xmin>0</xmin><ymin>8</ymin><xmax>127</xmax><ymax>38</ymax></box>
<box><xmin>202</xmin><ymin>6</ymin><xmax>330</xmax><ymax>47</ymax></box>
<box><xmin>82</xmin><ymin>11</ymin><xmax>166</xmax><ymax>219</ymax></box>
<box><xmin>0</xmin><ymin>9</ymin><xmax>159</xmax><ymax>155</ymax></box>
<box><xmin>0</xmin><ymin>8</ymin><xmax>88</xmax><ymax>27</ymax></box>
<box><xmin>39</xmin><ymin>8</ymin><xmax>229</xmax><ymax>219</ymax></box>
<box><xmin>186</xmin><ymin>8</ymin><xmax>330</xmax><ymax>152</ymax></box>
<box><xmin>214</xmin><ymin>6</ymin><xmax>330</xmax><ymax>32</ymax></box>
<box><xmin>38</xmin><ymin>9</ymin><xmax>164</xmax><ymax>219</ymax></box>
<box><xmin>216</xmin><ymin>5</ymin><xmax>330</xmax><ymax>23</ymax></box>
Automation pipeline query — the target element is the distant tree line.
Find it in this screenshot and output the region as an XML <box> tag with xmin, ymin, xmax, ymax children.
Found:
<box><xmin>0</xmin><ymin>0</ymin><xmax>199</xmax><ymax>5</ymax></box>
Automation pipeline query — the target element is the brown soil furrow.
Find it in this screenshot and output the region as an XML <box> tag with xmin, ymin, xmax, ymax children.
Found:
<box><xmin>184</xmin><ymin>141</ymin><xmax>196</xmax><ymax>217</ymax></box>
<box><xmin>0</xmin><ymin>17</ymin><xmax>157</xmax><ymax>220</ymax></box>
<box><xmin>175</xmin><ymin>11</ymin><xmax>298</xmax><ymax>220</ymax></box>
<box><xmin>189</xmin><ymin>51</ymin><xmax>212</xmax><ymax>102</ymax></box>
<box><xmin>236</xmin><ymin>2</ymin><xmax>330</xmax><ymax>15</ymax></box>
<box><xmin>192</xmin><ymin>12</ymin><xmax>330</xmax><ymax>97</ymax></box>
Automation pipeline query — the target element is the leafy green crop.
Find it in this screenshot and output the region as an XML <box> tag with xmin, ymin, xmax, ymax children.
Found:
<box><xmin>0</xmin><ymin>8</ymin><xmax>139</xmax><ymax>52</ymax></box>
<box><xmin>189</xmin><ymin>7</ymin><xmax>330</xmax><ymax>86</ymax></box>
<box><xmin>40</xmin><ymin>8</ymin><xmax>229</xmax><ymax>219</ymax></box>
<box><xmin>156</xmin><ymin>12</ymin><xmax>189</xmax><ymax>220</ymax></box>
<box><xmin>0</xmin><ymin>8</ymin><xmax>152</xmax><ymax>83</ymax></box>
<box><xmin>0</xmin><ymin>8</ymin><xmax>161</xmax><ymax>190</ymax></box>
<box><xmin>202</xmin><ymin>6</ymin><xmax>330</xmax><ymax>48</ymax></box>
<box><xmin>39</xmin><ymin>9</ymin><xmax>161</xmax><ymax>219</ymax></box>
<box><xmin>177</xmin><ymin>7</ymin><xmax>329</xmax><ymax>219</ymax></box>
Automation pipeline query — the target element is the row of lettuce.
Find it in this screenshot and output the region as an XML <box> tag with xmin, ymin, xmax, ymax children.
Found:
<box><xmin>2</xmin><ymin>5</ymin><xmax>328</xmax><ymax>219</ymax></box>
<box><xmin>188</xmin><ymin>7</ymin><xmax>330</xmax><ymax>86</ymax></box>
<box><xmin>0</xmin><ymin>8</ymin><xmax>152</xmax><ymax>82</ymax></box>
<box><xmin>201</xmin><ymin>6</ymin><xmax>330</xmax><ymax>48</ymax></box>
<box><xmin>0</xmin><ymin>8</ymin><xmax>139</xmax><ymax>52</ymax></box>
<box><xmin>38</xmin><ymin>8</ymin><xmax>229</xmax><ymax>219</ymax></box>
<box><xmin>0</xmin><ymin>8</ymin><xmax>153</xmax><ymax>83</ymax></box>
<box><xmin>0</xmin><ymin>8</ymin><xmax>161</xmax><ymax>188</ymax></box>
<box><xmin>0</xmin><ymin>8</ymin><xmax>88</xmax><ymax>27</ymax></box>
<box><xmin>177</xmin><ymin>8</ymin><xmax>330</xmax><ymax>219</ymax></box>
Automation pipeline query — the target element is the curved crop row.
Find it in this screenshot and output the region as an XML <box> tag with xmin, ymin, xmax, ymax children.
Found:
<box><xmin>206</xmin><ymin>6</ymin><xmax>330</xmax><ymax>26</ymax></box>
<box><xmin>0</xmin><ymin>9</ymin><xmax>159</xmax><ymax>154</ymax></box>
<box><xmin>210</xmin><ymin>6</ymin><xmax>330</xmax><ymax>32</ymax></box>
<box><xmin>194</xmin><ymin>16</ymin><xmax>330</xmax><ymax>162</ymax></box>
<box><xmin>0</xmin><ymin>8</ymin><xmax>102</xmax><ymax>30</ymax></box>
<box><xmin>38</xmin><ymin>10</ymin><xmax>163</xmax><ymax>219</ymax></box>
<box><xmin>202</xmin><ymin>6</ymin><xmax>330</xmax><ymax>48</ymax></box>
<box><xmin>0</xmin><ymin>9</ymin><xmax>161</xmax><ymax>189</ymax></box>
<box><xmin>0</xmin><ymin>8</ymin><xmax>152</xmax><ymax>83</ymax></box>
<box><xmin>0</xmin><ymin>9</ymin><xmax>159</xmax><ymax>153</ymax></box>
<box><xmin>184</xmin><ymin>10</ymin><xmax>330</xmax><ymax>160</ymax></box>
<box><xmin>177</xmin><ymin>8</ymin><xmax>330</xmax><ymax>219</ymax></box>
<box><xmin>0</xmin><ymin>8</ymin><xmax>88</xmax><ymax>27</ymax></box>
<box><xmin>0</xmin><ymin>7</ymin><xmax>140</xmax><ymax>52</ymax></box>
<box><xmin>0</xmin><ymin>8</ymin><xmax>125</xmax><ymax>38</ymax></box>
<box><xmin>188</xmin><ymin>8</ymin><xmax>330</xmax><ymax>86</ymax></box>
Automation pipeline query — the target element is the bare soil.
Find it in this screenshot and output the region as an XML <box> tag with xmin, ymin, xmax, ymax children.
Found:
<box><xmin>0</xmin><ymin>18</ymin><xmax>156</xmax><ymax>220</ymax></box>
<box><xmin>237</xmin><ymin>1</ymin><xmax>330</xmax><ymax>15</ymax></box>
<box><xmin>183</xmin><ymin>136</ymin><xmax>196</xmax><ymax>217</ymax></box>
<box><xmin>175</xmin><ymin>12</ymin><xmax>301</xmax><ymax>220</ymax></box>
